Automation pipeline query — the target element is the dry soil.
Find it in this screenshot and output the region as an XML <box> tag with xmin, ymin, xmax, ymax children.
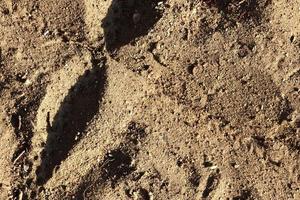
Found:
<box><xmin>0</xmin><ymin>0</ymin><xmax>299</xmax><ymax>199</ymax></box>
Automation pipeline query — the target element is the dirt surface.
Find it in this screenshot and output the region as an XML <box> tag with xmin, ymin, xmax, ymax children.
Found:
<box><xmin>0</xmin><ymin>0</ymin><xmax>299</xmax><ymax>199</ymax></box>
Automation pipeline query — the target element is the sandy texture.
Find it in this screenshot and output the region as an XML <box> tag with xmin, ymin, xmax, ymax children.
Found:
<box><xmin>0</xmin><ymin>0</ymin><xmax>299</xmax><ymax>199</ymax></box>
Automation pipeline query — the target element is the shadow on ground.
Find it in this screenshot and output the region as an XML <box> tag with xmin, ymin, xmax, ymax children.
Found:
<box><xmin>101</xmin><ymin>0</ymin><xmax>165</xmax><ymax>52</ymax></box>
<box><xmin>36</xmin><ymin>58</ymin><xmax>107</xmax><ymax>185</ymax></box>
<box><xmin>73</xmin><ymin>122</ymin><xmax>146</xmax><ymax>200</ymax></box>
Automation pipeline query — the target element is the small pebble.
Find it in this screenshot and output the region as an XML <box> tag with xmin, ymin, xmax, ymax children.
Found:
<box><xmin>133</xmin><ymin>12</ymin><xmax>141</xmax><ymax>24</ymax></box>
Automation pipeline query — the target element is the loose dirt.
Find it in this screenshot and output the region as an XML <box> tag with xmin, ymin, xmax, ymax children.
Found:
<box><xmin>0</xmin><ymin>0</ymin><xmax>299</xmax><ymax>199</ymax></box>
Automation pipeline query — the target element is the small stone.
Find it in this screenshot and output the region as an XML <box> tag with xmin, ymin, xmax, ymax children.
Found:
<box><xmin>24</xmin><ymin>165</ymin><xmax>30</xmax><ymax>173</ymax></box>
<box><xmin>43</xmin><ymin>30</ymin><xmax>50</xmax><ymax>36</ymax></box>
<box><xmin>209</xmin><ymin>165</ymin><xmax>218</xmax><ymax>170</ymax></box>
<box><xmin>133</xmin><ymin>12</ymin><xmax>141</xmax><ymax>24</ymax></box>
<box><xmin>24</xmin><ymin>79</ymin><xmax>32</xmax><ymax>86</ymax></box>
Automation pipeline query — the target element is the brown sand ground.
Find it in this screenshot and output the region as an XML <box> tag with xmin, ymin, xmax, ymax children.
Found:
<box><xmin>0</xmin><ymin>0</ymin><xmax>299</xmax><ymax>199</ymax></box>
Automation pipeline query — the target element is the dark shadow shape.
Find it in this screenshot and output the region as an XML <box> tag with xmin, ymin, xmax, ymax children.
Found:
<box><xmin>11</xmin><ymin>91</ymin><xmax>47</xmax><ymax>161</ymax></box>
<box><xmin>36</xmin><ymin>58</ymin><xmax>107</xmax><ymax>185</ymax></box>
<box><xmin>101</xmin><ymin>0</ymin><xmax>165</xmax><ymax>52</ymax></box>
<box><xmin>202</xmin><ymin>173</ymin><xmax>221</xmax><ymax>198</ymax></box>
<box><xmin>73</xmin><ymin>122</ymin><xmax>146</xmax><ymax>200</ymax></box>
<box><xmin>275</xmin><ymin>127</ymin><xmax>300</xmax><ymax>152</ymax></box>
<box><xmin>232</xmin><ymin>189</ymin><xmax>254</xmax><ymax>200</ymax></box>
<box><xmin>278</xmin><ymin>98</ymin><xmax>293</xmax><ymax>124</ymax></box>
<box><xmin>205</xmin><ymin>0</ymin><xmax>264</xmax><ymax>24</ymax></box>
<box><xmin>10</xmin><ymin>83</ymin><xmax>48</xmax><ymax>200</ymax></box>
<box><xmin>188</xmin><ymin>166</ymin><xmax>201</xmax><ymax>188</ymax></box>
<box><xmin>101</xmin><ymin>149</ymin><xmax>133</xmax><ymax>184</ymax></box>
